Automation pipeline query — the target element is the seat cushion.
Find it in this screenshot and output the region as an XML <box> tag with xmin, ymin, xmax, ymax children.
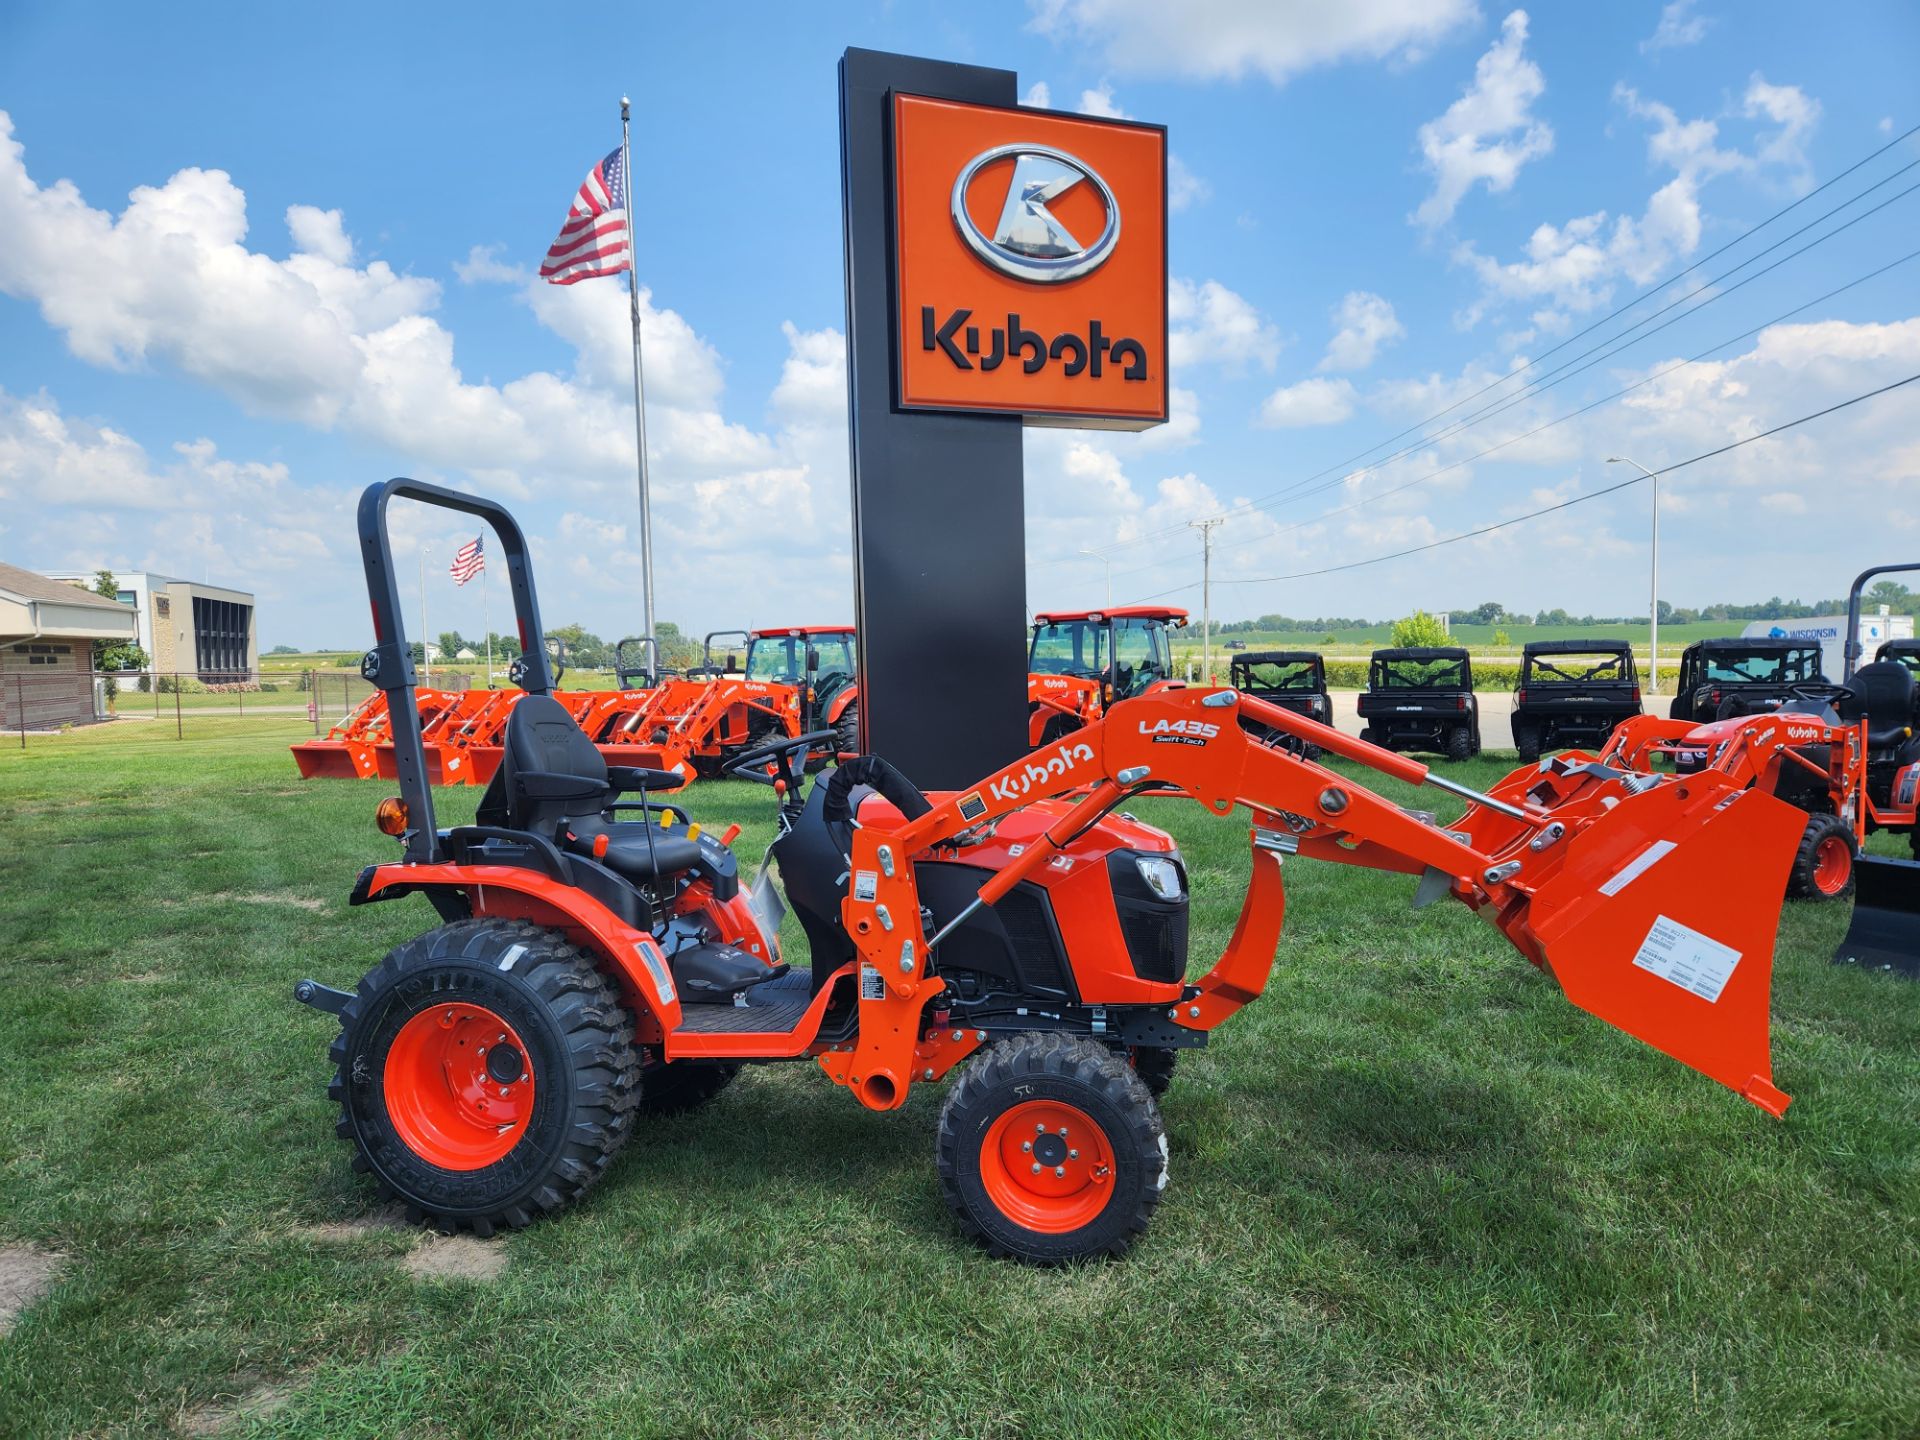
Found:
<box><xmin>578</xmin><ymin>827</ymin><xmax>705</xmax><ymax>883</ymax></box>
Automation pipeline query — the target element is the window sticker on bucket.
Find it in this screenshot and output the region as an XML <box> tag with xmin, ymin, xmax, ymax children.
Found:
<box><xmin>1632</xmin><ymin>915</ymin><xmax>1741</xmax><ymax>1003</ymax></box>
<box><xmin>1598</xmin><ymin>839</ymin><xmax>1677</xmax><ymax>896</ymax></box>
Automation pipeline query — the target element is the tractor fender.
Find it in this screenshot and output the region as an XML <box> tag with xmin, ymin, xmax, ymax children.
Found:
<box><xmin>824</xmin><ymin>687</ymin><xmax>857</xmax><ymax>725</ymax></box>
<box><xmin>356</xmin><ymin>861</ymin><xmax>683</xmax><ymax>1039</ymax></box>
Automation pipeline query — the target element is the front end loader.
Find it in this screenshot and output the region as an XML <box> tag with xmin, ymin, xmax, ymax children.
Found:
<box><xmin>298</xmin><ymin>479</ymin><xmax>1811</xmax><ymax>1263</ymax></box>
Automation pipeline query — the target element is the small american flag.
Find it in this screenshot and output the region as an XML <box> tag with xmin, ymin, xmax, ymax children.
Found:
<box><xmin>540</xmin><ymin>147</ymin><xmax>630</xmax><ymax>285</ymax></box>
<box><xmin>450</xmin><ymin>537</ymin><xmax>485</xmax><ymax>586</ymax></box>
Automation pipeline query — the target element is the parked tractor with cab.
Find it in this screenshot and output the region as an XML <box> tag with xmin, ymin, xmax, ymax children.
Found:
<box><xmin>1025</xmin><ymin>606</ymin><xmax>1187</xmax><ymax>747</ymax></box>
<box><xmin>1229</xmin><ymin>650</ymin><xmax>1333</xmax><ymax>759</ymax></box>
<box><xmin>1356</xmin><ymin>646</ymin><xmax>1481</xmax><ymax>760</ymax></box>
<box><xmin>1510</xmin><ymin>639</ymin><xmax>1644</xmax><ymax>762</ymax></box>
<box><xmin>1668</xmin><ymin>637</ymin><xmax>1827</xmax><ymax>723</ymax></box>
<box><xmin>295</xmin><ymin>480</ymin><xmax>1813</xmax><ymax>1264</ymax></box>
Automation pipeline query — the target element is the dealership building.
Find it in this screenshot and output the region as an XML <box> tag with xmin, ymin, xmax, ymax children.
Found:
<box><xmin>40</xmin><ymin>570</ymin><xmax>257</xmax><ymax>680</ymax></box>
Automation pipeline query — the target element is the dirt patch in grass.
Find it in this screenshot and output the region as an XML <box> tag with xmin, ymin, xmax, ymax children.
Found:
<box><xmin>0</xmin><ymin>1243</ymin><xmax>64</xmax><ymax>1336</ymax></box>
<box><xmin>403</xmin><ymin>1233</ymin><xmax>507</xmax><ymax>1283</ymax></box>
<box><xmin>200</xmin><ymin>891</ymin><xmax>327</xmax><ymax>911</ymax></box>
<box><xmin>175</xmin><ymin>1376</ymin><xmax>298</xmax><ymax>1436</ymax></box>
<box><xmin>298</xmin><ymin>1208</ymin><xmax>406</xmax><ymax>1242</ymax></box>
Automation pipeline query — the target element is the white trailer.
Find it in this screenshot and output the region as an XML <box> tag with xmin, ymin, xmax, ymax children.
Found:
<box><xmin>1741</xmin><ymin>610</ymin><xmax>1914</xmax><ymax>681</ymax></box>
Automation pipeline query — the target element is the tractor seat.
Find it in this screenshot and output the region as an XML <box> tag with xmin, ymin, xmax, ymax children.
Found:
<box><xmin>574</xmin><ymin>825</ymin><xmax>704</xmax><ymax>884</ymax></box>
<box><xmin>1841</xmin><ymin>662</ymin><xmax>1918</xmax><ymax>749</ymax></box>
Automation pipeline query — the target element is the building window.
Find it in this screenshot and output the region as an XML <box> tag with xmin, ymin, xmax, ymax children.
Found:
<box><xmin>116</xmin><ymin>590</ymin><xmax>136</xmax><ymax>606</ymax></box>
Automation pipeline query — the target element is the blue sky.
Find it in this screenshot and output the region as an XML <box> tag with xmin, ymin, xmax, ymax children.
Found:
<box><xmin>2</xmin><ymin>0</ymin><xmax>1916</xmax><ymax>649</ymax></box>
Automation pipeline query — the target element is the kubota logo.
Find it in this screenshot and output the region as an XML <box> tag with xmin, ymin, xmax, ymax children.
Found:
<box><xmin>951</xmin><ymin>145</ymin><xmax>1119</xmax><ymax>283</ymax></box>
<box><xmin>988</xmin><ymin>740</ymin><xmax>1094</xmax><ymax>803</ymax></box>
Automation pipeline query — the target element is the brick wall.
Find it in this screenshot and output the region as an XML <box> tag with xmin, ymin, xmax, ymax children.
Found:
<box><xmin>1</xmin><ymin>641</ymin><xmax>99</xmax><ymax>729</ymax></box>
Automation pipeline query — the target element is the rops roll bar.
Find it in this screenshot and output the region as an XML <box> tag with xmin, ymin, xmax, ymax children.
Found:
<box><xmin>1843</xmin><ymin>562</ymin><xmax>1920</xmax><ymax>679</ymax></box>
<box><xmin>357</xmin><ymin>477</ymin><xmax>554</xmax><ymax>862</ymax></box>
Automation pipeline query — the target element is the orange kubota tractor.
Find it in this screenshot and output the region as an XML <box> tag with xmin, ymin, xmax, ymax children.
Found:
<box><xmin>297</xmin><ymin>481</ymin><xmax>1810</xmax><ymax>1263</ymax></box>
<box><xmin>1027</xmin><ymin>606</ymin><xmax>1187</xmax><ymax>748</ymax></box>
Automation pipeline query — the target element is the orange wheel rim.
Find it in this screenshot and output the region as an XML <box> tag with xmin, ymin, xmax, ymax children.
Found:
<box><xmin>978</xmin><ymin>1099</ymin><xmax>1116</xmax><ymax>1234</ymax></box>
<box><xmin>1813</xmin><ymin>834</ymin><xmax>1851</xmax><ymax>895</ymax></box>
<box><xmin>384</xmin><ymin>1002</ymin><xmax>536</xmax><ymax>1170</ymax></box>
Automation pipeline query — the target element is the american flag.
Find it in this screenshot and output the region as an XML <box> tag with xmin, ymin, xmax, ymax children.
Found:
<box><xmin>450</xmin><ymin>537</ymin><xmax>485</xmax><ymax>586</ymax></box>
<box><xmin>540</xmin><ymin>147</ymin><xmax>630</xmax><ymax>285</ymax></box>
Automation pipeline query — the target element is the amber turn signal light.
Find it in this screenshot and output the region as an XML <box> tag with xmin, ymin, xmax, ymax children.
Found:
<box><xmin>375</xmin><ymin>797</ymin><xmax>409</xmax><ymax>836</ymax></box>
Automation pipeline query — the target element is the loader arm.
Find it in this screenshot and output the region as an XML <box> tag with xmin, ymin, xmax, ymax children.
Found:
<box><xmin>839</xmin><ymin>686</ymin><xmax>1804</xmax><ymax>1118</ymax></box>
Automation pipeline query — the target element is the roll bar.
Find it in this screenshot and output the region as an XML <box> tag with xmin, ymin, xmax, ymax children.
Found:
<box><xmin>1843</xmin><ymin>562</ymin><xmax>1920</xmax><ymax>679</ymax></box>
<box><xmin>357</xmin><ymin>477</ymin><xmax>554</xmax><ymax>862</ymax></box>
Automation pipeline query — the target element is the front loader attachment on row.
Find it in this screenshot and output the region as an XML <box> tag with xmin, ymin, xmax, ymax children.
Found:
<box><xmin>1833</xmin><ymin>855</ymin><xmax>1920</xmax><ymax>978</ymax></box>
<box><xmin>289</xmin><ymin>691</ymin><xmax>394</xmax><ymax>779</ymax></box>
<box><xmin>1448</xmin><ymin>756</ymin><xmax>1806</xmax><ymax>1114</ymax></box>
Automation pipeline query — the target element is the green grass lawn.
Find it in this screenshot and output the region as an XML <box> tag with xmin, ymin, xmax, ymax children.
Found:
<box><xmin>2</xmin><ymin>722</ymin><xmax>1916</xmax><ymax>1437</ymax></box>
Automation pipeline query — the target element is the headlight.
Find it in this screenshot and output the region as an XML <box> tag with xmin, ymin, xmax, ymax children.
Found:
<box><xmin>1134</xmin><ymin>854</ymin><xmax>1184</xmax><ymax>901</ymax></box>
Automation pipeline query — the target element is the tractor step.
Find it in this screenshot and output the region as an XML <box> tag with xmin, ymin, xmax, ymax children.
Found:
<box><xmin>673</xmin><ymin>977</ymin><xmax>816</xmax><ymax>1035</ymax></box>
<box><xmin>1831</xmin><ymin>855</ymin><xmax>1920</xmax><ymax>979</ymax></box>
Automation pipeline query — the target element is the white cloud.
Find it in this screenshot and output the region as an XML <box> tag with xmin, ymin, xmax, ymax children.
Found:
<box><xmin>1453</xmin><ymin>76</ymin><xmax>1822</xmax><ymax>322</ymax></box>
<box><xmin>1642</xmin><ymin>0</ymin><xmax>1711</xmax><ymax>53</ymax></box>
<box><xmin>1167</xmin><ymin>154</ymin><xmax>1211</xmax><ymax>211</ymax></box>
<box><xmin>1028</xmin><ymin>0</ymin><xmax>1477</xmax><ymax>86</ymax></box>
<box><xmin>1259</xmin><ymin>377</ymin><xmax>1357</xmax><ymax>427</ymax></box>
<box><xmin>1076</xmin><ymin>81</ymin><xmax>1129</xmax><ymax>118</ymax></box>
<box><xmin>1319</xmin><ymin>291</ymin><xmax>1405</xmax><ymax>372</ymax></box>
<box><xmin>1413</xmin><ymin>10</ymin><xmax>1554</xmax><ymax>228</ymax></box>
<box><xmin>1168</xmin><ymin>278</ymin><xmax>1281</xmax><ymax>371</ymax></box>
<box><xmin>286</xmin><ymin>205</ymin><xmax>354</xmax><ymax>265</ymax></box>
<box><xmin>1022</xmin><ymin>80</ymin><xmax>1053</xmax><ymax>108</ymax></box>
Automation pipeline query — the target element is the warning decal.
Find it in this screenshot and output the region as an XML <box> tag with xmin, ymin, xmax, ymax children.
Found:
<box><xmin>1632</xmin><ymin>914</ymin><xmax>1742</xmax><ymax>1003</ymax></box>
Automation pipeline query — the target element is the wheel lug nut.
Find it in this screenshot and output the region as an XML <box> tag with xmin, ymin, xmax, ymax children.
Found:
<box><xmin>1021</xmin><ymin>1140</ymin><xmax>1032</xmax><ymax>1153</ymax></box>
<box><xmin>1069</xmin><ymin>1149</ymin><xmax>1079</xmax><ymax>1159</ymax></box>
<box><xmin>498</xmin><ymin>1087</ymin><xmax>509</xmax><ymax>1098</ymax></box>
<box><xmin>1030</xmin><ymin>1162</ymin><xmax>1042</xmax><ymax>1175</ymax></box>
<box><xmin>1035</xmin><ymin>1123</ymin><xmax>1046</xmax><ymax>1134</ymax></box>
<box><xmin>1054</xmin><ymin>1166</ymin><xmax>1066</xmax><ymax>1178</ymax></box>
<box><xmin>1057</xmin><ymin>1126</ymin><xmax>1068</xmax><ymax>1136</ymax></box>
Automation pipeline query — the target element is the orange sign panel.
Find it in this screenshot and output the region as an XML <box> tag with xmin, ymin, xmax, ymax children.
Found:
<box><xmin>892</xmin><ymin>93</ymin><xmax>1168</xmax><ymax>430</ymax></box>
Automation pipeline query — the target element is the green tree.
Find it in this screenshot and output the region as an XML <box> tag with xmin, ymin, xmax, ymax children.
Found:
<box><xmin>82</xmin><ymin>571</ymin><xmax>148</xmax><ymax>699</ymax></box>
<box><xmin>1492</xmin><ymin>628</ymin><xmax>1512</xmax><ymax>647</ymax></box>
<box><xmin>1391</xmin><ymin>610</ymin><xmax>1450</xmax><ymax>648</ymax></box>
<box><xmin>435</xmin><ymin>630</ymin><xmax>468</xmax><ymax>661</ymax></box>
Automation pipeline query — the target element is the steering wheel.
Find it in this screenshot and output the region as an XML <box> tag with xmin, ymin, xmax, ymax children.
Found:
<box><xmin>721</xmin><ymin>728</ymin><xmax>840</xmax><ymax>790</ymax></box>
<box><xmin>1787</xmin><ymin>681</ymin><xmax>1852</xmax><ymax>704</ymax></box>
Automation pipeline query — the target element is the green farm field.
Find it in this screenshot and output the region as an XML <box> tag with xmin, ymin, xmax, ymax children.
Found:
<box><xmin>1</xmin><ymin>719</ymin><xmax>1916</xmax><ymax>1437</ymax></box>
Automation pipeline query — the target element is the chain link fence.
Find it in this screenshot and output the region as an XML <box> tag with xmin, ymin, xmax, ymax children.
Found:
<box><xmin>3</xmin><ymin>669</ymin><xmax>411</xmax><ymax>749</ymax></box>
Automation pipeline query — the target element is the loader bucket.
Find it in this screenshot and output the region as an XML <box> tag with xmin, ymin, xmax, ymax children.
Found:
<box><xmin>1831</xmin><ymin>855</ymin><xmax>1920</xmax><ymax>978</ymax></box>
<box><xmin>1468</xmin><ymin>768</ymin><xmax>1807</xmax><ymax>1115</ymax></box>
<box><xmin>290</xmin><ymin>740</ymin><xmax>361</xmax><ymax>779</ymax></box>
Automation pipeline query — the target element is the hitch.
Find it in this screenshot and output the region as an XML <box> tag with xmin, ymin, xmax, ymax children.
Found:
<box><xmin>293</xmin><ymin>979</ymin><xmax>355</xmax><ymax>1016</ymax></box>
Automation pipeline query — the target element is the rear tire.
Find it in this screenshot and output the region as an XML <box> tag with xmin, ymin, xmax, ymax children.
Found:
<box><xmin>834</xmin><ymin>701</ymin><xmax>860</xmax><ymax>761</ymax></box>
<box><xmin>1358</xmin><ymin>726</ymin><xmax>1381</xmax><ymax>748</ymax></box>
<box><xmin>1514</xmin><ymin>721</ymin><xmax>1541</xmax><ymax>763</ymax></box>
<box><xmin>1787</xmin><ymin>813</ymin><xmax>1857</xmax><ymax>900</ymax></box>
<box><xmin>327</xmin><ymin>919</ymin><xmax>640</xmax><ymax>1235</ymax></box>
<box><xmin>1446</xmin><ymin>726</ymin><xmax>1472</xmax><ymax>763</ymax></box>
<box><xmin>936</xmin><ymin>1034</ymin><xmax>1166</xmax><ymax>1264</ymax></box>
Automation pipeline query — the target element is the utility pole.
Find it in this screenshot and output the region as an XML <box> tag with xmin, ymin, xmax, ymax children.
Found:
<box><xmin>1079</xmin><ymin>548</ymin><xmax>1112</xmax><ymax>606</ymax></box>
<box><xmin>1189</xmin><ymin>517</ymin><xmax>1223</xmax><ymax>684</ymax></box>
<box><xmin>1607</xmin><ymin>456</ymin><xmax>1660</xmax><ymax>692</ymax></box>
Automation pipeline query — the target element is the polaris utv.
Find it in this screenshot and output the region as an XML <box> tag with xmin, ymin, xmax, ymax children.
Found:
<box><xmin>1877</xmin><ymin>637</ymin><xmax>1920</xmax><ymax>679</ymax></box>
<box><xmin>1668</xmin><ymin>637</ymin><xmax>1826</xmax><ymax>723</ymax></box>
<box><xmin>1510</xmin><ymin>639</ymin><xmax>1644</xmax><ymax>762</ymax></box>
<box><xmin>1357</xmin><ymin>647</ymin><xmax>1481</xmax><ymax>761</ymax></box>
<box><xmin>1229</xmin><ymin>651</ymin><xmax>1332</xmax><ymax>759</ymax></box>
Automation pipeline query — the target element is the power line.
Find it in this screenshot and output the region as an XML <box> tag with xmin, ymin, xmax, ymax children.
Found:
<box><xmin>1079</xmin><ymin>122</ymin><xmax>1920</xmax><ymax>561</ymax></box>
<box><xmin>1094</xmin><ymin>240</ymin><xmax>1920</xmax><ymax>585</ymax></box>
<box><xmin>1196</xmin><ymin>371</ymin><xmax>1920</xmax><ymax>589</ymax></box>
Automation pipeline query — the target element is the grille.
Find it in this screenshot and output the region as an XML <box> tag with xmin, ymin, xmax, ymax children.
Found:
<box><xmin>997</xmin><ymin>885</ymin><xmax>1072</xmax><ymax>997</ymax></box>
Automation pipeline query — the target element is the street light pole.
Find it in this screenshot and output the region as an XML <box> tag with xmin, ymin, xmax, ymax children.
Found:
<box><xmin>1607</xmin><ymin>456</ymin><xmax>1661</xmax><ymax>693</ymax></box>
<box><xmin>1079</xmin><ymin>548</ymin><xmax>1112</xmax><ymax>607</ymax></box>
<box><xmin>1188</xmin><ymin>517</ymin><xmax>1224</xmax><ymax>684</ymax></box>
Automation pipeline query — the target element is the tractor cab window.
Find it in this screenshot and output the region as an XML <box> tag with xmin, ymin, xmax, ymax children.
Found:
<box><xmin>1703</xmin><ymin>648</ymin><xmax>1821</xmax><ymax>685</ymax></box>
<box><xmin>745</xmin><ymin>637</ymin><xmax>803</xmax><ymax>684</ymax></box>
<box><xmin>1030</xmin><ymin>621</ymin><xmax>1108</xmax><ymax>679</ymax></box>
<box><xmin>1112</xmin><ymin>618</ymin><xmax>1171</xmax><ymax>698</ymax></box>
<box><xmin>809</xmin><ymin>634</ymin><xmax>857</xmax><ymax>704</ymax></box>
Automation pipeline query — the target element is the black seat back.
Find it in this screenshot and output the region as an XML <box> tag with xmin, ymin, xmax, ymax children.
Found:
<box><xmin>1842</xmin><ymin>662</ymin><xmax>1918</xmax><ymax>747</ymax></box>
<box><xmin>475</xmin><ymin>694</ymin><xmax>609</xmax><ymax>834</ymax></box>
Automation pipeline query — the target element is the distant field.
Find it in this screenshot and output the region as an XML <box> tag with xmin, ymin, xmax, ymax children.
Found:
<box><xmin>1181</xmin><ymin>620</ymin><xmax>1746</xmax><ymax>654</ymax></box>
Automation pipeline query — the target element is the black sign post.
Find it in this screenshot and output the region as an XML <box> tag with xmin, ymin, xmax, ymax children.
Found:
<box><xmin>839</xmin><ymin>47</ymin><xmax>1029</xmax><ymax>789</ymax></box>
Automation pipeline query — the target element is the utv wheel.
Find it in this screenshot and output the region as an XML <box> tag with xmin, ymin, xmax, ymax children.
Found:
<box><xmin>1446</xmin><ymin>726</ymin><xmax>1473</xmax><ymax>763</ymax></box>
<box><xmin>1358</xmin><ymin>726</ymin><xmax>1381</xmax><ymax>747</ymax></box>
<box><xmin>936</xmin><ymin>1034</ymin><xmax>1166</xmax><ymax>1264</ymax></box>
<box><xmin>1787</xmin><ymin>813</ymin><xmax>1856</xmax><ymax>900</ymax></box>
<box><xmin>1129</xmin><ymin>1046</ymin><xmax>1177</xmax><ymax>1097</ymax></box>
<box><xmin>1514</xmin><ymin>722</ymin><xmax>1541</xmax><ymax>763</ymax></box>
<box><xmin>327</xmin><ymin>919</ymin><xmax>640</xmax><ymax>1235</ymax></box>
<box><xmin>639</xmin><ymin>1058</ymin><xmax>740</xmax><ymax>1116</ymax></box>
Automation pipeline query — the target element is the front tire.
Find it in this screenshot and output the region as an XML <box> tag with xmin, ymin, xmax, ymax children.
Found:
<box><xmin>935</xmin><ymin>1034</ymin><xmax>1166</xmax><ymax>1264</ymax></box>
<box><xmin>834</xmin><ymin>701</ymin><xmax>860</xmax><ymax>761</ymax></box>
<box><xmin>1787</xmin><ymin>813</ymin><xmax>1856</xmax><ymax>900</ymax></box>
<box><xmin>327</xmin><ymin>919</ymin><xmax>640</xmax><ymax>1235</ymax></box>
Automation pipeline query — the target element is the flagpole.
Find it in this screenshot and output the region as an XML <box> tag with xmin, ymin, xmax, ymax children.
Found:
<box><xmin>483</xmin><ymin>557</ymin><xmax>492</xmax><ymax>688</ymax></box>
<box><xmin>620</xmin><ymin>95</ymin><xmax>658</xmax><ymax>681</ymax></box>
<box><xmin>419</xmin><ymin>552</ymin><xmax>430</xmax><ymax>686</ymax></box>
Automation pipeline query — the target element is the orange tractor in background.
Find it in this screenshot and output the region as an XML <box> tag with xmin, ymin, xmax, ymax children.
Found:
<box><xmin>1026</xmin><ymin>606</ymin><xmax>1188</xmax><ymax>747</ymax></box>
<box><xmin>292</xmin><ymin>625</ymin><xmax>856</xmax><ymax>790</ymax></box>
<box><xmin>297</xmin><ymin>480</ymin><xmax>1815</xmax><ymax>1264</ymax></box>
